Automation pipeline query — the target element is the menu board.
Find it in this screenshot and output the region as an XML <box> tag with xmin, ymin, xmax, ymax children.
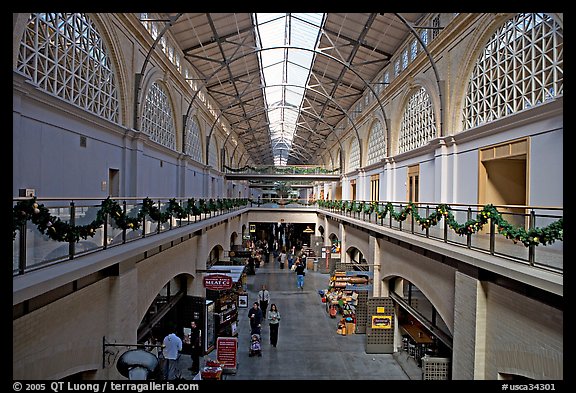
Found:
<box><xmin>216</xmin><ymin>337</ymin><xmax>237</xmax><ymax>371</ymax></box>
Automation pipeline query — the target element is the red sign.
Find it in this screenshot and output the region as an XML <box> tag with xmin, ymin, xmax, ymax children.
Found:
<box><xmin>216</xmin><ymin>337</ymin><xmax>237</xmax><ymax>370</ymax></box>
<box><xmin>203</xmin><ymin>274</ymin><xmax>233</xmax><ymax>290</ymax></box>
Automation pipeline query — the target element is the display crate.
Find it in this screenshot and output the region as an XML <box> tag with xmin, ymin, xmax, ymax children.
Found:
<box><xmin>422</xmin><ymin>356</ymin><xmax>450</xmax><ymax>380</ymax></box>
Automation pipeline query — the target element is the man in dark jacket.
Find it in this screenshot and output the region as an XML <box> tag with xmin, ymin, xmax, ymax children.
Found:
<box><xmin>248</xmin><ymin>302</ymin><xmax>263</xmax><ymax>334</ymax></box>
<box><xmin>187</xmin><ymin>321</ymin><xmax>202</xmax><ymax>374</ymax></box>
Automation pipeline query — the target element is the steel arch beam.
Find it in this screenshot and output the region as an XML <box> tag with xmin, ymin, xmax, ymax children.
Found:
<box><xmin>183</xmin><ymin>45</ymin><xmax>392</xmax><ymax>168</ymax></box>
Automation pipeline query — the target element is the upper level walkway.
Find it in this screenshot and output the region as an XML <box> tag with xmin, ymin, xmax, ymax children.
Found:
<box><xmin>223</xmin><ymin>165</ymin><xmax>341</xmax><ymax>182</ymax></box>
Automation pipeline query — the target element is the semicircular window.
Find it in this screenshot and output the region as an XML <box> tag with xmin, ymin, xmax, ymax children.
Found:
<box><xmin>17</xmin><ymin>13</ymin><xmax>120</xmax><ymax>123</ymax></box>
<box><xmin>462</xmin><ymin>13</ymin><xmax>563</xmax><ymax>130</ymax></box>
<box><xmin>399</xmin><ymin>87</ymin><xmax>437</xmax><ymax>154</ymax></box>
<box><xmin>141</xmin><ymin>81</ymin><xmax>176</xmax><ymax>150</ymax></box>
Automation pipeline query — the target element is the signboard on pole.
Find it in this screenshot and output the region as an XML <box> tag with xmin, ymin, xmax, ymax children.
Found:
<box><xmin>203</xmin><ymin>273</ymin><xmax>233</xmax><ymax>291</ymax></box>
<box><xmin>216</xmin><ymin>336</ymin><xmax>238</xmax><ymax>372</ymax></box>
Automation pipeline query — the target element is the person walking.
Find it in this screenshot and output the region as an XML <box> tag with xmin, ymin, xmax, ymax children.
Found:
<box><xmin>295</xmin><ymin>260</ymin><xmax>306</xmax><ymax>290</ymax></box>
<box><xmin>248</xmin><ymin>302</ymin><xmax>263</xmax><ymax>335</ymax></box>
<box><xmin>267</xmin><ymin>304</ymin><xmax>281</xmax><ymax>347</ymax></box>
<box><xmin>278</xmin><ymin>248</ymin><xmax>287</xmax><ymax>269</ymax></box>
<box><xmin>287</xmin><ymin>247</ymin><xmax>295</xmax><ymax>270</ymax></box>
<box><xmin>187</xmin><ymin>321</ymin><xmax>202</xmax><ymax>375</ymax></box>
<box><xmin>162</xmin><ymin>327</ymin><xmax>182</xmax><ymax>380</ymax></box>
<box><xmin>258</xmin><ymin>285</ymin><xmax>270</xmax><ymax>319</ymax></box>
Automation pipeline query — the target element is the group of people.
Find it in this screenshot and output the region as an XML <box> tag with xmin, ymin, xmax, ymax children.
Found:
<box><xmin>249</xmin><ymin>285</ymin><xmax>281</xmax><ymax>348</ymax></box>
<box><xmin>152</xmin><ymin>255</ymin><xmax>307</xmax><ymax>379</ymax></box>
<box><xmin>153</xmin><ymin>319</ymin><xmax>202</xmax><ymax>381</ymax></box>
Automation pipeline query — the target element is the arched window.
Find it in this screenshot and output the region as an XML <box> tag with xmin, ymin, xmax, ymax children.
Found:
<box><xmin>141</xmin><ymin>81</ymin><xmax>176</xmax><ymax>149</ymax></box>
<box><xmin>398</xmin><ymin>87</ymin><xmax>437</xmax><ymax>154</ymax></box>
<box><xmin>208</xmin><ymin>137</ymin><xmax>219</xmax><ymax>168</ymax></box>
<box><xmin>462</xmin><ymin>13</ymin><xmax>563</xmax><ymax>130</ymax></box>
<box><xmin>17</xmin><ymin>13</ymin><xmax>120</xmax><ymax>123</ymax></box>
<box><xmin>348</xmin><ymin>138</ymin><xmax>360</xmax><ymax>172</ymax></box>
<box><xmin>185</xmin><ymin>115</ymin><xmax>203</xmax><ymax>162</ymax></box>
<box><xmin>367</xmin><ymin>120</ymin><xmax>386</xmax><ymax>166</ymax></box>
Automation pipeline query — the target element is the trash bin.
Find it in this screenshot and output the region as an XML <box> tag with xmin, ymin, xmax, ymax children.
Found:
<box><xmin>313</xmin><ymin>258</ymin><xmax>319</xmax><ymax>271</ymax></box>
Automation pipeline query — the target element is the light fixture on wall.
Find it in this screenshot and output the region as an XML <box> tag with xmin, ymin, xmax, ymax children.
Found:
<box><xmin>303</xmin><ymin>226</ymin><xmax>314</xmax><ymax>234</ymax></box>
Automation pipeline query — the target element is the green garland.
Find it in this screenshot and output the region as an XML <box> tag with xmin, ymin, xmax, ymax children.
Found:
<box><xmin>12</xmin><ymin>197</ymin><xmax>249</xmax><ymax>242</ymax></box>
<box><xmin>316</xmin><ymin>200</ymin><xmax>563</xmax><ymax>247</ymax></box>
<box><xmin>224</xmin><ymin>165</ymin><xmax>341</xmax><ymax>174</ymax></box>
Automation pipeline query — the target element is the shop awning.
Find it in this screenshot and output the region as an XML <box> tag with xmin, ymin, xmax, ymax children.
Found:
<box><xmin>208</xmin><ymin>265</ymin><xmax>246</xmax><ymax>283</ymax></box>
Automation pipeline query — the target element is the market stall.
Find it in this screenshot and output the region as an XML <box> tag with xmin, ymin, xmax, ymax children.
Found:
<box><xmin>320</xmin><ymin>269</ymin><xmax>374</xmax><ymax>335</ymax></box>
<box><xmin>205</xmin><ymin>265</ymin><xmax>247</xmax><ymax>341</ymax></box>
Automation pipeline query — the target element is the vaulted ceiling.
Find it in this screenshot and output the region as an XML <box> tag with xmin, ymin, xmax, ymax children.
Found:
<box><xmin>160</xmin><ymin>13</ymin><xmax>426</xmax><ymax>166</ymax></box>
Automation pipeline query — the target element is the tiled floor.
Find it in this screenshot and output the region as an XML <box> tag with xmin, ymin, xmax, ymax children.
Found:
<box><xmin>177</xmin><ymin>257</ymin><xmax>423</xmax><ymax>380</ymax></box>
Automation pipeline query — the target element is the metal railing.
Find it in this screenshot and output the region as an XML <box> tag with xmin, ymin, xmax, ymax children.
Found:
<box><xmin>318</xmin><ymin>200</ymin><xmax>563</xmax><ymax>273</ymax></box>
<box><xmin>13</xmin><ymin>197</ymin><xmax>563</xmax><ymax>276</ymax></box>
<box><xmin>12</xmin><ymin>197</ymin><xmax>249</xmax><ymax>276</ymax></box>
<box><xmin>223</xmin><ymin>164</ymin><xmax>341</xmax><ymax>175</ymax></box>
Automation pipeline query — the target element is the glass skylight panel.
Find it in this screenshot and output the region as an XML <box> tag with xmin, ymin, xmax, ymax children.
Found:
<box><xmin>254</xmin><ymin>13</ymin><xmax>324</xmax><ymax>165</ymax></box>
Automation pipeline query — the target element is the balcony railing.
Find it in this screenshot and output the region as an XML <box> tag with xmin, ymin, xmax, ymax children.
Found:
<box><xmin>13</xmin><ymin>197</ymin><xmax>563</xmax><ymax>276</ymax></box>
<box><xmin>317</xmin><ymin>200</ymin><xmax>563</xmax><ymax>273</ymax></box>
<box><xmin>224</xmin><ymin>165</ymin><xmax>341</xmax><ymax>175</ymax></box>
<box><xmin>12</xmin><ymin>197</ymin><xmax>249</xmax><ymax>276</ymax></box>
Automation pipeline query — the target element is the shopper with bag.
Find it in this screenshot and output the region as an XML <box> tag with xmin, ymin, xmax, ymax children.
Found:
<box><xmin>295</xmin><ymin>260</ymin><xmax>306</xmax><ymax>290</ymax></box>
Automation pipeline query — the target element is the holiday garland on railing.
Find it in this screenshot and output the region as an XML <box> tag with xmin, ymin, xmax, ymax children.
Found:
<box><xmin>246</xmin><ymin>198</ymin><xmax>317</xmax><ymax>206</ymax></box>
<box><xmin>316</xmin><ymin>200</ymin><xmax>563</xmax><ymax>247</ymax></box>
<box><xmin>224</xmin><ymin>165</ymin><xmax>341</xmax><ymax>174</ymax></box>
<box><xmin>12</xmin><ymin>197</ymin><xmax>249</xmax><ymax>242</ymax></box>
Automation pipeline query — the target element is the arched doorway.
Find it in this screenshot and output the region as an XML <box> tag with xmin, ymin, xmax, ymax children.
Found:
<box><xmin>208</xmin><ymin>245</ymin><xmax>224</xmax><ymax>268</ymax></box>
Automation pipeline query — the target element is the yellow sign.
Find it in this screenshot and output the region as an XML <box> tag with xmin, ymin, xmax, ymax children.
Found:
<box><xmin>371</xmin><ymin>315</ymin><xmax>392</xmax><ymax>329</ymax></box>
<box><xmin>376</xmin><ymin>306</ymin><xmax>385</xmax><ymax>314</ymax></box>
<box><xmin>249</xmin><ymin>224</ymin><xmax>256</xmax><ymax>233</ymax></box>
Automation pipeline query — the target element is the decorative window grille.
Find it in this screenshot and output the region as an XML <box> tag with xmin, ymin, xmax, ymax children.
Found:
<box><xmin>394</xmin><ymin>59</ymin><xmax>400</xmax><ymax>77</ymax></box>
<box><xmin>432</xmin><ymin>15</ymin><xmax>441</xmax><ymax>39</ymax></box>
<box><xmin>17</xmin><ymin>13</ymin><xmax>119</xmax><ymax>123</ymax></box>
<box><xmin>384</xmin><ymin>72</ymin><xmax>390</xmax><ymax>85</ymax></box>
<box><xmin>402</xmin><ymin>49</ymin><xmax>409</xmax><ymax>70</ymax></box>
<box><xmin>173</xmin><ymin>53</ymin><xmax>180</xmax><ymax>72</ymax></box>
<box><xmin>185</xmin><ymin>115</ymin><xmax>203</xmax><ymax>162</ymax></box>
<box><xmin>348</xmin><ymin>138</ymin><xmax>360</xmax><ymax>171</ymax></box>
<box><xmin>141</xmin><ymin>82</ymin><xmax>176</xmax><ymax>149</ymax></box>
<box><xmin>462</xmin><ymin>13</ymin><xmax>563</xmax><ymax>130</ymax></box>
<box><xmin>208</xmin><ymin>137</ymin><xmax>219</xmax><ymax>168</ymax></box>
<box><xmin>150</xmin><ymin>22</ymin><xmax>159</xmax><ymax>39</ymax></box>
<box><xmin>411</xmin><ymin>39</ymin><xmax>418</xmax><ymax>61</ymax></box>
<box><xmin>399</xmin><ymin>87</ymin><xmax>437</xmax><ymax>154</ymax></box>
<box><xmin>420</xmin><ymin>29</ymin><xmax>428</xmax><ymax>48</ymax></box>
<box><xmin>367</xmin><ymin>120</ymin><xmax>386</xmax><ymax>165</ymax></box>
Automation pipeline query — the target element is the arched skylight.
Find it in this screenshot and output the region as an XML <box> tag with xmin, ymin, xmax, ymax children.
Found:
<box><xmin>254</xmin><ymin>13</ymin><xmax>325</xmax><ymax>166</ymax></box>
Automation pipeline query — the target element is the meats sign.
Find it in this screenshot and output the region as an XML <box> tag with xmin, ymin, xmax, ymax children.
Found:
<box><xmin>203</xmin><ymin>273</ymin><xmax>233</xmax><ymax>290</ymax></box>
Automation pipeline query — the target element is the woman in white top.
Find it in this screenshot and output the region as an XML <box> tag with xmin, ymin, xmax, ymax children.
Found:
<box><xmin>267</xmin><ymin>304</ymin><xmax>281</xmax><ymax>347</ymax></box>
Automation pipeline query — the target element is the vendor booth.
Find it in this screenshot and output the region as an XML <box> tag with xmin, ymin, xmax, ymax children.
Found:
<box><xmin>205</xmin><ymin>265</ymin><xmax>247</xmax><ymax>342</ymax></box>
